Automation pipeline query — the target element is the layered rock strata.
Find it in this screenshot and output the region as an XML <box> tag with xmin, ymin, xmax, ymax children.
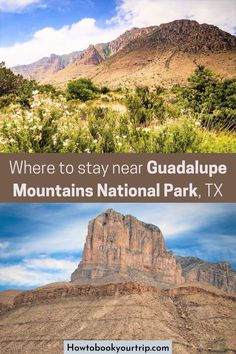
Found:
<box><xmin>71</xmin><ymin>209</ymin><xmax>184</xmax><ymax>288</ymax></box>
<box><xmin>177</xmin><ymin>256</ymin><xmax>236</xmax><ymax>294</ymax></box>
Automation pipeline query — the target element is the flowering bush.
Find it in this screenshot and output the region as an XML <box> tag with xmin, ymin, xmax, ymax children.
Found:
<box><xmin>0</xmin><ymin>85</ymin><xmax>236</xmax><ymax>153</ymax></box>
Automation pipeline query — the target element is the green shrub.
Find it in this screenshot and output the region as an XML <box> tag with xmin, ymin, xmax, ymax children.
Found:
<box><xmin>201</xmin><ymin>108</ymin><xmax>236</xmax><ymax>131</ymax></box>
<box><xmin>66</xmin><ymin>78</ymin><xmax>100</xmax><ymax>101</ymax></box>
<box><xmin>125</xmin><ymin>86</ymin><xmax>165</xmax><ymax>126</ymax></box>
<box><xmin>0</xmin><ymin>62</ymin><xmax>24</xmax><ymax>96</ymax></box>
<box><xmin>88</xmin><ymin>107</ymin><xmax>118</xmax><ymax>152</ymax></box>
<box><xmin>38</xmin><ymin>84</ymin><xmax>63</xmax><ymax>97</ymax></box>
<box><xmin>157</xmin><ymin>118</ymin><xmax>202</xmax><ymax>152</ymax></box>
<box><xmin>100</xmin><ymin>86</ymin><xmax>110</xmax><ymax>94</ymax></box>
<box><xmin>180</xmin><ymin>65</ymin><xmax>236</xmax><ymax>131</ymax></box>
<box><xmin>0</xmin><ymin>94</ymin><xmax>16</xmax><ymax>108</ymax></box>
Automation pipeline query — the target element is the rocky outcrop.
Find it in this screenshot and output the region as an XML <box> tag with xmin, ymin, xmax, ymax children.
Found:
<box><xmin>144</xmin><ymin>20</ymin><xmax>236</xmax><ymax>53</ymax></box>
<box><xmin>13</xmin><ymin>282</ymin><xmax>159</xmax><ymax>308</ymax></box>
<box><xmin>0</xmin><ymin>290</ymin><xmax>23</xmax><ymax>316</ymax></box>
<box><xmin>1</xmin><ymin>282</ymin><xmax>236</xmax><ymax>354</ymax></box>
<box><xmin>177</xmin><ymin>256</ymin><xmax>236</xmax><ymax>294</ymax></box>
<box><xmin>11</xmin><ymin>282</ymin><xmax>235</xmax><ymax>310</ymax></box>
<box><xmin>71</xmin><ymin>209</ymin><xmax>184</xmax><ymax>288</ymax></box>
<box><xmin>71</xmin><ymin>209</ymin><xmax>236</xmax><ymax>294</ymax></box>
<box><xmin>105</xmin><ymin>26</ymin><xmax>158</xmax><ymax>55</ymax></box>
<box><xmin>12</xmin><ymin>19</ymin><xmax>236</xmax><ymax>84</ymax></box>
<box><xmin>77</xmin><ymin>45</ymin><xmax>103</xmax><ymax>66</ymax></box>
<box><xmin>12</xmin><ymin>51</ymin><xmax>80</xmax><ymax>79</ymax></box>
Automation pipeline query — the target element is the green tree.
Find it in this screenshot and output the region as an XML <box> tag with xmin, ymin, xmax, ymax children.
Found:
<box><xmin>125</xmin><ymin>86</ymin><xmax>165</xmax><ymax>126</ymax></box>
<box><xmin>182</xmin><ymin>65</ymin><xmax>218</xmax><ymax>113</ymax></box>
<box><xmin>66</xmin><ymin>78</ymin><xmax>100</xmax><ymax>101</ymax></box>
<box><xmin>181</xmin><ymin>65</ymin><xmax>236</xmax><ymax>131</ymax></box>
<box><xmin>0</xmin><ymin>62</ymin><xmax>25</xmax><ymax>96</ymax></box>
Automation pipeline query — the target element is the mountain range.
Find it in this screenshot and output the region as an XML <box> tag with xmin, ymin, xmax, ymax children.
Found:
<box><xmin>12</xmin><ymin>19</ymin><xmax>236</xmax><ymax>88</ymax></box>
<box><xmin>0</xmin><ymin>209</ymin><xmax>235</xmax><ymax>354</ymax></box>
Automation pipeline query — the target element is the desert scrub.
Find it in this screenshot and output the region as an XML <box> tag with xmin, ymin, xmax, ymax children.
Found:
<box><xmin>156</xmin><ymin>117</ymin><xmax>203</xmax><ymax>152</ymax></box>
<box><xmin>125</xmin><ymin>86</ymin><xmax>165</xmax><ymax>126</ymax></box>
<box><xmin>198</xmin><ymin>130</ymin><xmax>236</xmax><ymax>153</ymax></box>
<box><xmin>0</xmin><ymin>72</ymin><xmax>236</xmax><ymax>153</ymax></box>
<box><xmin>180</xmin><ymin>65</ymin><xmax>236</xmax><ymax>132</ymax></box>
<box><xmin>0</xmin><ymin>92</ymin><xmax>92</xmax><ymax>152</ymax></box>
<box><xmin>88</xmin><ymin>107</ymin><xmax>130</xmax><ymax>153</ymax></box>
<box><xmin>66</xmin><ymin>78</ymin><xmax>100</xmax><ymax>101</ymax></box>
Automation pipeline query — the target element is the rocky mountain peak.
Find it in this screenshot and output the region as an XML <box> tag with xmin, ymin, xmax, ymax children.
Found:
<box><xmin>78</xmin><ymin>44</ymin><xmax>103</xmax><ymax>65</ymax></box>
<box><xmin>71</xmin><ymin>210</ymin><xmax>184</xmax><ymax>288</ymax></box>
<box><xmin>71</xmin><ymin>210</ymin><xmax>236</xmax><ymax>294</ymax></box>
<box><xmin>12</xmin><ymin>19</ymin><xmax>236</xmax><ymax>85</ymax></box>
<box><xmin>152</xmin><ymin>19</ymin><xmax>236</xmax><ymax>52</ymax></box>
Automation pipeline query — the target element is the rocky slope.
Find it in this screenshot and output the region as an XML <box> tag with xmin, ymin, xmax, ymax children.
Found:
<box><xmin>177</xmin><ymin>256</ymin><xmax>236</xmax><ymax>294</ymax></box>
<box><xmin>0</xmin><ymin>282</ymin><xmax>235</xmax><ymax>354</ymax></box>
<box><xmin>12</xmin><ymin>26</ymin><xmax>156</xmax><ymax>82</ymax></box>
<box><xmin>12</xmin><ymin>51</ymin><xmax>80</xmax><ymax>81</ymax></box>
<box><xmin>0</xmin><ymin>290</ymin><xmax>22</xmax><ymax>316</ymax></box>
<box><xmin>12</xmin><ymin>20</ymin><xmax>236</xmax><ymax>86</ymax></box>
<box><xmin>71</xmin><ymin>209</ymin><xmax>184</xmax><ymax>288</ymax></box>
<box><xmin>1</xmin><ymin>209</ymin><xmax>236</xmax><ymax>354</ymax></box>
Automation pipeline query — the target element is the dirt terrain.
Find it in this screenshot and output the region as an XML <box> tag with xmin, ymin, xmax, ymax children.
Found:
<box><xmin>1</xmin><ymin>210</ymin><xmax>235</xmax><ymax>354</ymax></box>
<box><xmin>0</xmin><ymin>282</ymin><xmax>235</xmax><ymax>354</ymax></box>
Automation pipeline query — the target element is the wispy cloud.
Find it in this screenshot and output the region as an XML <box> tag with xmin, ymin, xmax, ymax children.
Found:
<box><xmin>112</xmin><ymin>0</ymin><xmax>236</xmax><ymax>34</ymax></box>
<box><xmin>0</xmin><ymin>0</ymin><xmax>43</xmax><ymax>12</ymax></box>
<box><xmin>0</xmin><ymin>256</ymin><xmax>78</xmax><ymax>287</ymax></box>
<box><xmin>0</xmin><ymin>218</ymin><xmax>88</xmax><ymax>259</ymax></box>
<box><xmin>0</xmin><ymin>203</ymin><xmax>235</xmax><ymax>289</ymax></box>
<box><xmin>0</xmin><ymin>0</ymin><xmax>235</xmax><ymax>66</ymax></box>
<box><xmin>172</xmin><ymin>233</ymin><xmax>236</xmax><ymax>267</ymax></box>
<box><xmin>0</xmin><ymin>18</ymin><xmax>126</xmax><ymax>67</ymax></box>
<box><xmin>0</xmin><ymin>241</ymin><xmax>9</xmax><ymax>250</ymax></box>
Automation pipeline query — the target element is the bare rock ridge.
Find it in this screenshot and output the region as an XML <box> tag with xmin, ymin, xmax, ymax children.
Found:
<box><xmin>71</xmin><ymin>209</ymin><xmax>236</xmax><ymax>294</ymax></box>
<box><xmin>76</xmin><ymin>45</ymin><xmax>103</xmax><ymax>66</ymax></box>
<box><xmin>71</xmin><ymin>209</ymin><xmax>183</xmax><ymax>287</ymax></box>
<box><xmin>12</xmin><ymin>51</ymin><xmax>80</xmax><ymax>80</ymax></box>
<box><xmin>128</xmin><ymin>19</ymin><xmax>236</xmax><ymax>53</ymax></box>
<box><xmin>177</xmin><ymin>256</ymin><xmax>236</xmax><ymax>294</ymax></box>
<box><xmin>12</xmin><ymin>19</ymin><xmax>236</xmax><ymax>84</ymax></box>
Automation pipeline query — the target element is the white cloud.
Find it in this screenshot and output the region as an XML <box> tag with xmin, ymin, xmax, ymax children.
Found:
<box><xmin>109</xmin><ymin>203</ymin><xmax>236</xmax><ymax>239</ymax></box>
<box><xmin>0</xmin><ymin>18</ymin><xmax>126</xmax><ymax>67</ymax></box>
<box><xmin>0</xmin><ymin>241</ymin><xmax>9</xmax><ymax>250</ymax></box>
<box><xmin>0</xmin><ymin>0</ymin><xmax>42</xmax><ymax>12</ymax></box>
<box><xmin>1</xmin><ymin>0</ymin><xmax>235</xmax><ymax>67</ymax></box>
<box><xmin>0</xmin><ymin>256</ymin><xmax>78</xmax><ymax>287</ymax></box>
<box><xmin>23</xmin><ymin>256</ymin><xmax>78</xmax><ymax>272</ymax></box>
<box><xmin>113</xmin><ymin>0</ymin><xmax>236</xmax><ymax>34</ymax></box>
<box><xmin>0</xmin><ymin>204</ymin><xmax>235</xmax><ymax>287</ymax></box>
<box><xmin>1</xmin><ymin>204</ymin><xmax>235</xmax><ymax>261</ymax></box>
<box><xmin>0</xmin><ymin>219</ymin><xmax>88</xmax><ymax>259</ymax></box>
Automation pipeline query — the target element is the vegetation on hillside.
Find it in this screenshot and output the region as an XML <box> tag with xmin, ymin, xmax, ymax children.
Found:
<box><xmin>0</xmin><ymin>63</ymin><xmax>235</xmax><ymax>153</ymax></box>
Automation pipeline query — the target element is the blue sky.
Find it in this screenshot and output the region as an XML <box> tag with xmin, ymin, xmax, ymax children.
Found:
<box><xmin>0</xmin><ymin>203</ymin><xmax>235</xmax><ymax>290</ymax></box>
<box><xmin>0</xmin><ymin>0</ymin><xmax>235</xmax><ymax>66</ymax></box>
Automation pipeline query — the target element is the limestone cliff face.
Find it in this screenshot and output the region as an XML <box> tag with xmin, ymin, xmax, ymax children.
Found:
<box><xmin>71</xmin><ymin>209</ymin><xmax>184</xmax><ymax>288</ymax></box>
<box><xmin>177</xmin><ymin>256</ymin><xmax>236</xmax><ymax>294</ymax></box>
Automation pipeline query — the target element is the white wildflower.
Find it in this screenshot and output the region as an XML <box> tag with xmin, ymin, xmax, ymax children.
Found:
<box><xmin>63</xmin><ymin>139</ymin><xmax>70</xmax><ymax>147</ymax></box>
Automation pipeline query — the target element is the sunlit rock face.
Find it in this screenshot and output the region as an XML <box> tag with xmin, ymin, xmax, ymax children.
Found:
<box><xmin>71</xmin><ymin>209</ymin><xmax>184</xmax><ymax>288</ymax></box>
